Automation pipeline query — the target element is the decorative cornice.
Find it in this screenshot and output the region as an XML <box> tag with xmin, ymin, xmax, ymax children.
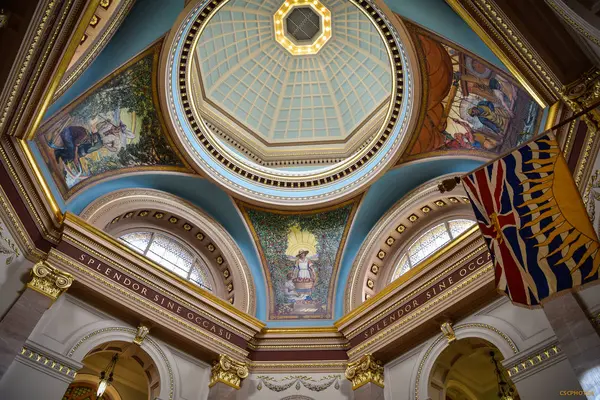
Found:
<box><xmin>445</xmin><ymin>0</ymin><xmax>560</xmax><ymax>106</ymax></box>
<box><xmin>54</xmin><ymin>0</ymin><xmax>135</xmax><ymax>99</ymax></box>
<box><xmin>209</xmin><ymin>354</ymin><xmax>249</xmax><ymax>390</ymax></box>
<box><xmin>502</xmin><ymin>339</ymin><xmax>564</xmax><ymax>382</ymax></box>
<box><xmin>344</xmin><ymin>354</ymin><xmax>384</xmax><ymax>390</ymax></box>
<box><xmin>27</xmin><ymin>262</ymin><xmax>73</xmax><ymax>300</ymax></box>
<box><xmin>17</xmin><ymin>342</ymin><xmax>82</xmax><ymax>383</ymax></box>
<box><xmin>249</xmin><ymin>361</ymin><xmax>347</xmax><ymax>372</ymax></box>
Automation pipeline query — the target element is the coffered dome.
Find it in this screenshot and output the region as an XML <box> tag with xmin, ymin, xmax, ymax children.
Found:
<box><xmin>194</xmin><ymin>0</ymin><xmax>391</xmax><ymax>150</ymax></box>
<box><xmin>163</xmin><ymin>0</ymin><xmax>418</xmax><ymax>207</ymax></box>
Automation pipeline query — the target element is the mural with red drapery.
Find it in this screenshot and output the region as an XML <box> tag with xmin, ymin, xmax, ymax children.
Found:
<box><xmin>401</xmin><ymin>21</ymin><xmax>542</xmax><ymax>162</ymax></box>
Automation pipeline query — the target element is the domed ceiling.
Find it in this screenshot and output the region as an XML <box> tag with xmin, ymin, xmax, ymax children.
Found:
<box><xmin>164</xmin><ymin>0</ymin><xmax>416</xmax><ymax>207</ymax></box>
<box><xmin>193</xmin><ymin>0</ymin><xmax>391</xmax><ymax>155</ymax></box>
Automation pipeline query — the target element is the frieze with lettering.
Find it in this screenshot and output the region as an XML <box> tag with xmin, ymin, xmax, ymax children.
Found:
<box><xmin>350</xmin><ymin>250</ymin><xmax>491</xmax><ymax>346</ymax></box>
<box><xmin>57</xmin><ymin>243</ymin><xmax>246</xmax><ymax>347</ymax></box>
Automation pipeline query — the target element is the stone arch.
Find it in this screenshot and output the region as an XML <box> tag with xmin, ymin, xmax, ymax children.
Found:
<box><xmin>66</xmin><ymin>325</ymin><xmax>177</xmax><ymax>400</ymax></box>
<box><xmin>80</xmin><ymin>188</ymin><xmax>256</xmax><ymax>314</ymax></box>
<box><xmin>71</xmin><ymin>373</ymin><xmax>123</xmax><ymax>400</ymax></box>
<box><xmin>345</xmin><ymin>174</ymin><xmax>476</xmax><ymax>312</ymax></box>
<box><xmin>412</xmin><ymin>323</ymin><xmax>518</xmax><ymax>400</ymax></box>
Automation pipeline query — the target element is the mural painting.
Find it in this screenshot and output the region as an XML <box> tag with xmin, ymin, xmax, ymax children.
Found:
<box><xmin>240</xmin><ymin>201</ymin><xmax>358</xmax><ymax>320</ymax></box>
<box><xmin>405</xmin><ymin>25</ymin><xmax>542</xmax><ymax>160</ymax></box>
<box><xmin>35</xmin><ymin>44</ymin><xmax>185</xmax><ymax>198</ymax></box>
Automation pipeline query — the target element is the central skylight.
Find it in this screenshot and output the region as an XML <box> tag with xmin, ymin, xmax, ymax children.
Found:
<box><xmin>274</xmin><ymin>0</ymin><xmax>331</xmax><ymax>55</ymax></box>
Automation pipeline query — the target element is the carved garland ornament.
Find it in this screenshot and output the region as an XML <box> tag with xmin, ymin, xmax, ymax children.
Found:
<box><xmin>344</xmin><ymin>354</ymin><xmax>384</xmax><ymax>390</ymax></box>
<box><xmin>256</xmin><ymin>375</ymin><xmax>341</xmax><ymax>392</ymax></box>
<box><xmin>209</xmin><ymin>354</ymin><xmax>249</xmax><ymax>389</ymax></box>
<box><xmin>27</xmin><ymin>261</ymin><xmax>73</xmax><ymax>300</ymax></box>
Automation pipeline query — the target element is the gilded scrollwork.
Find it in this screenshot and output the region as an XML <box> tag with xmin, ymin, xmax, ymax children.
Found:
<box><xmin>209</xmin><ymin>354</ymin><xmax>249</xmax><ymax>389</ymax></box>
<box><xmin>562</xmin><ymin>68</ymin><xmax>600</xmax><ymax>126</ymax></box>
<box><xmin>344</xmin><ymin>354</ymin><xmax>384</xmax><ymax>390</ymax></box>
<box><xmin>27</xmin><ymin>261</ymin><xmax>73</xmax><ymax>300</ymax></box>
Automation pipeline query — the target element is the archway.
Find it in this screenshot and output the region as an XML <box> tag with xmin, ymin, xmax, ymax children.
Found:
<box><xmin>63</xmin><ymin>340</ymin><xmax>160</xmax><ymax>400</ymax></box>
<box><xmin>428</xmin><ymin>337</ymin><xmax>519</xmax><ymax>400</ymax></box>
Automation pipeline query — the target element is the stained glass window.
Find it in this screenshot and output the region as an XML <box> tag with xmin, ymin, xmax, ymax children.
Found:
<box><xmin>120</xmin><ymin>232</ymin><xmax>213</xmax><ymax>291</ymax></box>
<box><xmin>391</xmin><ymin>219</ymin><xmax>476</xmax><ymax>281</ymax></box>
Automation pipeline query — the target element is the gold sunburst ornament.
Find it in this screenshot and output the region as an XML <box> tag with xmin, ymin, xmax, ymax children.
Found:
<box><xmin>285</xmin><ymin>225</ymin><xmax>317</xmax><ymax>258</ymax></box>
<box><xmin>462</xmin><ymin>133</ymin><xmax>600</xmax><ymax>307</ymax></box>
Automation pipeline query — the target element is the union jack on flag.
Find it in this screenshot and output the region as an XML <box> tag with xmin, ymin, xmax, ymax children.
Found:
<box><xmin>462</xmin><ymin>133</ymin><xmax>600</xmax><ymax>306</ymax></box>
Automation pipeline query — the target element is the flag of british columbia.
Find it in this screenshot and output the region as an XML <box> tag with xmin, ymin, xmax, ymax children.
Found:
<box><xmin>462</xmin><ymin>133</ymin><xmax>600</xmax><ymax>307</ymax></box>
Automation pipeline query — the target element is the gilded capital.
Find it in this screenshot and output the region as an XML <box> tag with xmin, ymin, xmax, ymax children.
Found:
<box><xmin>562</xmin><ymin>68</ymin><xmax>600</xmax><ymax>125</ymax></box>
<box><xmin>27</xmin><ymin>262</ymin><xmax>73</xmax><ymax>301</ymax></box>
<box><xmin>209</xmin><ymin>354</ymin><xmax>249</xmax><ymax>390</ymax></box>
<box><xmin>345</xmin><ymin>354</ymin><xmax>384</xmax><ymax>390</ymax></box>
<box><xmin>133</xmin><ymin>324</ymin><xmax>150</xmax><ymax>345</ymax></box>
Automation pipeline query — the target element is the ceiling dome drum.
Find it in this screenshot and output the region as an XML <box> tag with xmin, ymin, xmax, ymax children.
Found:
<box><xmin>161</xmin><ymin>0</ymin><xmax>419</xmax><ymax>207</ymax></box>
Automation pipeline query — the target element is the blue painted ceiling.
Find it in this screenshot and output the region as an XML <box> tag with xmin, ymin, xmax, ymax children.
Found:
<box><xmin>35</xmin><ymin>0</ymin><xmax>502</xmax><ymax>325</ymax></box>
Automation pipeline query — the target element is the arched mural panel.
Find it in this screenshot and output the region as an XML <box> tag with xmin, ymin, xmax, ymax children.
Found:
<box><xmin>35</xmin><ymin>41</ymin><xmax>190</xmax><ymax>200</ymax></box>
<box><xmin>400</xmin><ymin>22</ymin><xmax>543</xmax><ymax>162</ymax></box>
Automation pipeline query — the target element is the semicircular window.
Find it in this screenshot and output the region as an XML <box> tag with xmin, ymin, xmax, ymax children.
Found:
<box><xmin>120</xmin><ymin>231</ymin><xmax>213</xmax><ymax>291</ymax></box>
<box><xmin>391</xmin><ymin>219</ymin><xmax>476</xmax><ymax>282</ymax></box>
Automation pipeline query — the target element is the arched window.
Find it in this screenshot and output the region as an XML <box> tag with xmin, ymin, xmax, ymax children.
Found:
<box><xmin>120</xmin><ymin>231</ymin><xmax>213</xmax><ymax>291</ymax></box>
<box><xmin>391</xmin><ymin>219</ymin><xmax>476</xmax><ymax>281</ymax></box>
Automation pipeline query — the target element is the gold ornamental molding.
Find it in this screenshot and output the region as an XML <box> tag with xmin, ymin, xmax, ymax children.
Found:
<box><xmin>209</xmin><ymin>354</ymin><xmax>250</xmax><ymax>390</ymax></box>
<box><xmin>344</xmin><ymin>354</ymin><xmax>384</xmax><ymax>390</ymax></box>
<box><xmin>445</xmin><ymin>0</ymin><xmax>560</xmax><ymax>106</ymax></box>
<box><xmin>27</xmin><ymin>261</ymin><xmax>73</xmax><ymax>301</ymax></box>
<box><xmin>561</xmin><ymin>68</ymin><xmax>600</xmax><ymax>188</ymax></box>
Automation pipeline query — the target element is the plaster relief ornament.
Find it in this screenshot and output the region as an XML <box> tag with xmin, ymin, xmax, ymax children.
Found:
<box><xmin>161</xmin><ymin>0</ymin><xmax>416</xmax><ymax>207</ymax></box>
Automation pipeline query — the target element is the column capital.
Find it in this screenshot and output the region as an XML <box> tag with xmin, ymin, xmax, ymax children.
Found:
<box><xmin>26</xmin><ymin>262</ymin><xmax>73</xmax><ymax>301</ymax></box>
<box><xmin>345</xmin><ymin>354</ymin><xmax>384</xmax><ymax>390</ymax></box>
<box><xmin>209</xmin><ymin>354</ymin><xmax>249</xmax><ymax>390</ymax></box>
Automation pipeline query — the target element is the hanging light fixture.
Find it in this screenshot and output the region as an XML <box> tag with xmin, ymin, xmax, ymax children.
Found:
<box><xmin>490</xmin><ymin>351</ymin><xmax>516</xmax><ymax>400</ymax></box>
<box><xmin>96</xmin><ymin>353</ymin><xmax>119</xmax><ymax>399</ymax></box>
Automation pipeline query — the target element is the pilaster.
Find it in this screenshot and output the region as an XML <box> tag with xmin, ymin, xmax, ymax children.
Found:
<box><xmin>543</xmin><ymin>292</ymin><xmax>600</xmax><ymax>399</ymax></box>
<box><xmin>0</xmin><ymin>262</ymin><xmax>72</xmax><ymax>378</ymax></box>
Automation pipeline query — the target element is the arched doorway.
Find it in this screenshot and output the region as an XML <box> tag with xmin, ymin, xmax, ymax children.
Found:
<box><xmin>428</xmin><ymin>337</ymin><xmax>520</xmax><ymax>400</ymax></box>
<box><xmin>63</xmin><ymin>340</ymin><xmax>160</xmax><ymax>400</ymax></box>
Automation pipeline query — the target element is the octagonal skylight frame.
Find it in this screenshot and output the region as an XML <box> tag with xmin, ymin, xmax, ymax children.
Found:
<box><xmin>274</xmin><ymin>0</ymin><xmax>332</xmax><ymax>55</ymax></box>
